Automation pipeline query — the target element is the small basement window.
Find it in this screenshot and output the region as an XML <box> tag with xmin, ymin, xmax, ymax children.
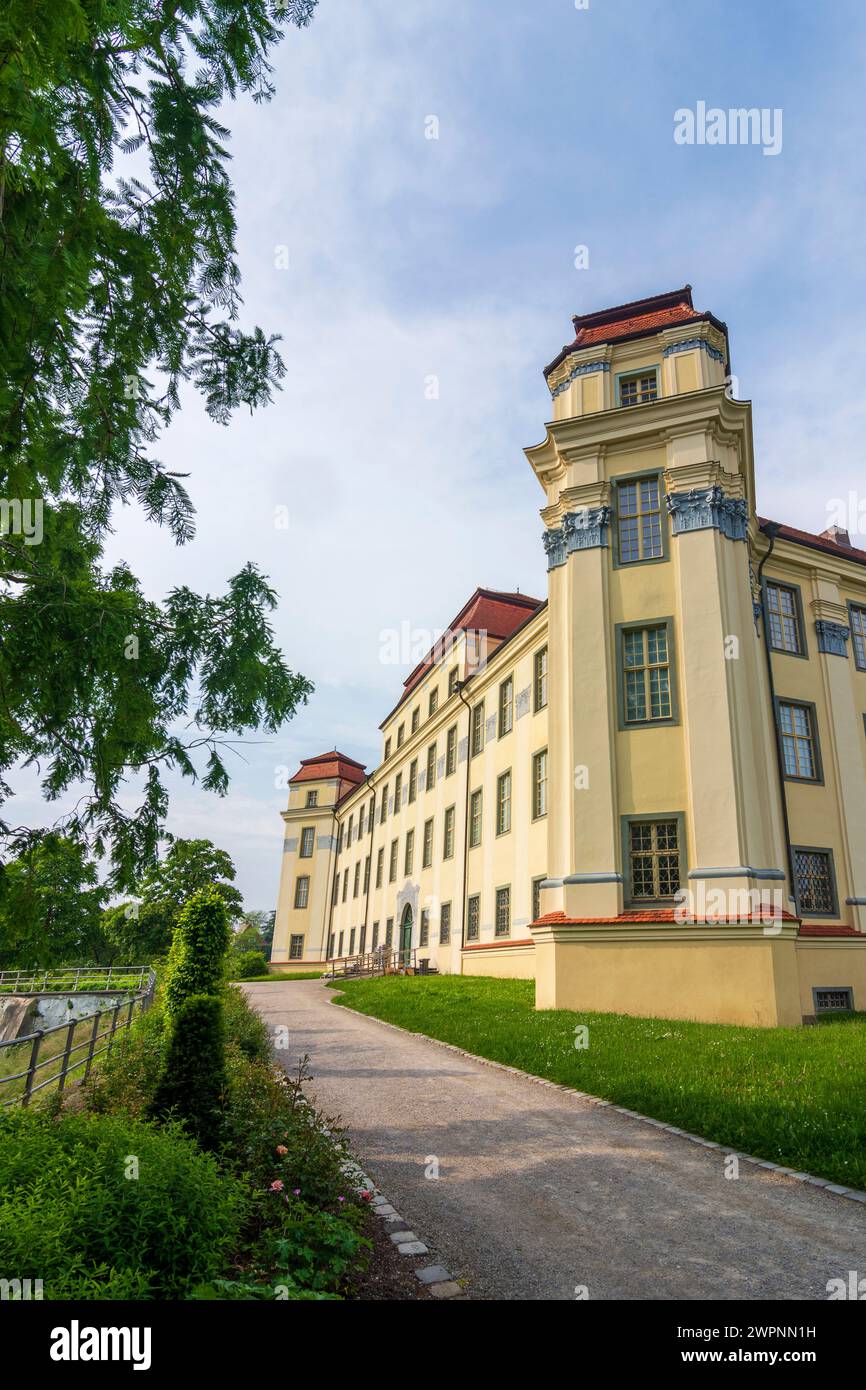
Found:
<box><xmin>813</xmin><ymin>987</ymin><xmax>853</xmax><ymax>1014</ymax></box>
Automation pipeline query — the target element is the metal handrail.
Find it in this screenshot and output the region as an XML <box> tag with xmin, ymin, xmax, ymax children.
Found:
<box><xmin>0</xmin><ymin>968</ymin><xmax>156</xmax><ymax>1107</ymax></box>
<box><xmin>326</xmin><ymin>946</ymin><xmax>418</xmax><ymax>979</ymax></box>
<box><xmin>0</xmin><ymin>965</ymin><xmax>149</xmax><ymax>994</ymax></box>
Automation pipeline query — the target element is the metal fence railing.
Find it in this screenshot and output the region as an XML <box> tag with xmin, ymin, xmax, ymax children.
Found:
<box><xmin>326</xmin><ymin>946</ymin><xmax>423</xmax><ymax>980</ymax></box>
<box><xmin>0</xmin><ymin>968</ymin><xmax>157</xmax><ymax>1108</ymax></box>
<box><xmin>0</xmin><ymin>965</ymin><xmax>150</xmax><ymax>995</ymax></box>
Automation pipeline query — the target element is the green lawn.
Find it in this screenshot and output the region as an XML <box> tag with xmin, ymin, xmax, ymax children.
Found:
<box><xmin>332</xmin><ymin>975</ymin><xmax>866</xmax><ymax>1191</ymax></box>
<box><xmin>235</xmin><ymin>970</ymin><xmax>324</xmax><ymax>982</ymax></box>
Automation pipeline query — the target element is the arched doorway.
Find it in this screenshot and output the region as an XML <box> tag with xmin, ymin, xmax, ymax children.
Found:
<box><xmin>399</xmin><ymin>903</ymin><xmax>413</xmax><ymax>967</ymax></box>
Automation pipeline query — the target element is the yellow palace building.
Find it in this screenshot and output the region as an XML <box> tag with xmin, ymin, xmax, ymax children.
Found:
<box><xmin>272</xmin><ymin>286</ymin><xmax>866</xmax><ymax>1028</ymax></box>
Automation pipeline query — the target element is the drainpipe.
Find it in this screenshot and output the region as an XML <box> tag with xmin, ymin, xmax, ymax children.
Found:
<box><xmin>455</xmin><ymin>680</ymin><xmax>474</xmax><ymax>956</ymax></box>
<box><xmin>756</xmin><ymin>522</ymin><xmax>797</xmax><ymax>901</ymax></box>
<box><xmin>361</xmin><ymin>773</ymin><xmax>377</xmax><ymax>952</ymax></box>
<box><xmin>323</xmin><ymin>797</ymin><xmax>340</xmax><ymax>963</ymax></box>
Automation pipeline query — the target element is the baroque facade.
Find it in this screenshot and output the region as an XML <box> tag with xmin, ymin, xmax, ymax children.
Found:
<box><xmin>272</xmin><ymin>286</ymin><xmax>866</xmax><ymax>1027</ymax></box>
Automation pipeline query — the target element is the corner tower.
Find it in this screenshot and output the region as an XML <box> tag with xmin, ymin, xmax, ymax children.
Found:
<box><xmin>526</xmin><ymin>287</ymin><xmax>790</xmax><ymax>959</ymax></box>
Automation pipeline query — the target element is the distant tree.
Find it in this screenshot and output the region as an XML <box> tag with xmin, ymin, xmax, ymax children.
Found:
<box><xmin>0</xmin><ymin>834</ymin><xmax>107</xmax><ymax>967</ymax></box>
<box><xmin>104</xmin><ymin>837</ymin><xmax>243</xmax><ymax>960</ymax></box>
<box><xmin>0</xmin><ymin>0</ymin><xmax>319</xmax><ymax>891</ymax></box>
<box><xmin>239</xmin><ymin>909</ymin><xmax>276</xmax><ymax>951</ymax></box>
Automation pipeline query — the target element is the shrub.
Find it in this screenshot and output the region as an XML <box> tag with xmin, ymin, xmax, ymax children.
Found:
<box><xmin>231</xmin><ymin>949</ymin><xmax>268</xmax><ymax>979</ymax></box>
<box><xmin>163</xmin><ymin>887</ymin><xmax>230</xmax><ymax>1020</ymax></box>
<box><xmin>151</xmin><ymin>994</ymin><xmax>227</xmax><ymax>1149</ymax></box>
<box><xmin>85</xmin><ymin>1004</ymin><xmax>169</xmax><ymax>1118</ymax></box>
<box><xmin>222</xmin><ymin>983</ymin><xmax>272</xmax><ymax>1063</ymax></box>
<box><xmin>0</xmin><ymin>1109</ymin><xmax>247</xmax><ymax>1299</ymax></box>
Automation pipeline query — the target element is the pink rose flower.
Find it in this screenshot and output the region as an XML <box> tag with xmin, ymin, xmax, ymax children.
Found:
<box><xmin>269</xmin><ymin>1179</ymin><xmax>285</xmax><ymax>1192</ymax></box>
<box><xmin>276</xmin><ymin>1144</ymin><xmax>288</xmax><ymax>1156</ymax></box>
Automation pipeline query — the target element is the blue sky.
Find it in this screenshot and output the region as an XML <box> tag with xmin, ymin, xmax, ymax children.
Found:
<box><xmin>18</xmin><ymin>0</ymin><xmax>866</xmax><ymax>907</ymax></box>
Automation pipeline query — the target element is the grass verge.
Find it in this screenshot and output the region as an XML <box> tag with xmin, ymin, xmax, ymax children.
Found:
<box><xmin>332</xmin><ymin>975</ymin><xmax>866</xmax><ymax>1191</ymax></box>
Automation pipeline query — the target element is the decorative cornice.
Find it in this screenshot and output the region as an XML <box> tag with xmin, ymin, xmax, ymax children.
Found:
<box><xmin>543</xmin><ymin>505</ymin><xmax>610</xmax><ymax>569</ymax></box>
<box><xmin>665</xmin><ymin>484</ymin><xmax>748</xmax><ymax>541</ymax></box>
<box><xmin>663</xmin><ymin>336</ymin><xmax>725</xmax><ymax>364</ymax></box>
<box><xmin>549</xmin><ymin>358</ymin><xmax>610</xmax><ymax>399</ymax></box>
<box><xmin>815</xmin><ymin>619</ymin><xmax>850</xmax><ymax>657</ymax></box>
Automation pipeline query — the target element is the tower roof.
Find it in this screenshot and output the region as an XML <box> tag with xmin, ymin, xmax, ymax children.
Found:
<box><xmin>289</xmin><ymin>751</ymin><xmax>367</xmax><ymax>785</ymax></box>
<box><xmin>544</xmin><ymin>286</ymin><xmax>729</xmax><ymax>378</ymax></box>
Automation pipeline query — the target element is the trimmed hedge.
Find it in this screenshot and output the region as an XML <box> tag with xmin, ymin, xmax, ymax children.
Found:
<box><xmin>150</xmin><ymin>993</ymin><xmax>226</xmax><ymax>1148</ymax></box>
<box><xmin>163</xmin><ymin>887</ymin><xmax>230</xmax><ymax>1020</ymax></box>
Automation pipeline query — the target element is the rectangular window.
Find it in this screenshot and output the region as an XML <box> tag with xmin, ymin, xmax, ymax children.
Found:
<box><xmin>294</xmin><ymin>876</ymin><xmax>310</xmax><ymax>909</ymax></box>
<box><xmin>337</xmin><ymin>824</ymin><xmax>343</xmax><ymax>854</ymax></box>
<box><xmin>420</xmin><ymin>908</ymin><xmax>430</xmax><ymax>948</ymax></box>
<box><xmin>369</xmin><ymin>796</ymin><xmax>375</xmax><ymax>833</ymax></box>
<box><xmin>446</xmin><ymin>724</ymin><xmax>457</xmax><ymax>776</ymax></box>
<box><xmin>616</xmin><ymin>475</ymin><xmax>663</xmax><ymax>564</ymax></box>
<box><xmin>469</xmin><ymin>788</ymin><xmax>482</xmax><ymax>848</ymax></box>
<box><xmin>341</xmin><ymin>868</ymin><xmax>348</xmax><ymax>902</ymax></box>
<box><xmin>397</xmin><ymin>723</ymin><xmax>405</xmax><ymax>747</ymax></box>
<box><xmin>380</xmin><ymin>784</ymin><xmax>388</xmax><ymax>823</ymax></box>
<box><xmin>349</xmin><ymin>927</ymin><xmax>356</xmax><ymax>955</ymax></box>
<box><xmin>618</xmin><ymin>368</ymin><xmax>657</xmax><ymax>407</ymax></box>
<box><xmin>359</xmin><ymin>806</ymin><xmax>365</xmax><ymax>839</ymax></box>
<box><xmin>443</xmin><ymin>805</ymin><xmax>456</xmax><ymax>859</ymax></box>
<box><xmin>425</xmin><ymin>742</ymin><xmax>436</xmax><ymax>791</ymax></box>
<box><xmin>385</xmin><ymin>918</ymin><xmax>394</xmax><ymax>947</ymax></box>
<box><xmin>440</xmin><ymin>902</ymin><xmax>451</xmax><ymax>945</ymax></box>
<box><xmin>394</xmin><ymin>771</ymin><xmax>402</xmax><ymax>809</ymax></box>
<box><xmin>353</xmin><ymin>862</ymin><xmax>360</xmax><ymax>897</ymax></box>
<box><xmin>496</xmin><ymin>770</ymin><xmax>512</xmax><ymax>835</ymax></box>
<box><xmin>372</xmin><ymin>922</ymin><xmax>379</xmax><ymax>950</ymax></box>
<box><xmin>408</xmin><ymin>759</ymin><xmax>418</xmax><ymax>803</ymax></box>
<box><xmin>331</xmin><ymin>874</ymin><xmax>339</xmax><ymax>906</ymax></box>
<box><xmin>495</xmin><ymin>886</ymin><xmax>511</xmax><ymax>937</ymax></box>
<box><xmin>532</xmin><ymin>748</ymin><xmax>548</xmax><ymax>819</ymax></box>
<box><xmin>347</xmin><ymin>815</ymin><xmax>353</xmax><ymax>846</ymax></box>
<box><xmin>778</xmin><ymin>700</ymin><xmax>821</xmax><ymax>781</ymax></box>
<box><xmin>534</xmin><ymin>647</ymin><xmax>548</xmax><ymax>711</ymax></box>
<box><xmin>389</xmin><ymin>840</ymin><xmax>398</xmax><ymax>882</ymax></box>
<box><xmin>376</xmin><ymin>846</ymin><xmax>384</xmax><ymax>888</ymax></box>
<box><xmin>621</xmin><ymin>622</ymin><xmax>674</xmax><ymax>724</ymax></box>
<box><xmin>448</xmin><ymin>667</ymin><xmax>459</xmax><ymax>696</ymax></box>
<box><xmin>363</xmin><ymin>855</ymin><xmax>371</xmax><ymax>893</ymax></box>
<box><xmin>626</xmin><ymin>818</ymin><xmax>681</xmax><ymax>902</ymax></box>
<box><xmin>299</xmin><ymin>826</ymin><xmax>315</xmax><ymax>858</ymax></box>
<box><xmin>467</xmin><ymin>894</ymin><xmax>480</xmax><ymax>941</ymax></box>
<box><xmin>289</xmin><ymin>934</ymin><xmax>304</xmax><ymax>960</ymax></box>
<box><xmin>411</xmin><ymin>707</ymin><xmax>420</xmax><ymax>734</ymax></box>
<box><xmin>498</xmin><ymin>676</ymin><xmax>513</xmax><ymax>737</ymax></box>
<box><xmin>532</xmin><ymin>876</ymin><xmax>545</xmax><ymax>923</ymax></box>
<box><xmin>338</xmin><ymin>930</ymin><xmax>344</xmax><ymax>956</ymax></box>
<box><xmin>850</xmin><ymin>603</ymin><xmax>866</xmax><ymax>671</ymax></box>
<box><xmin>471</xmin><ymin>700</ymin><xmax>485</xmax><ymax>756</ymax></box>
<box><xmin>766</xmin><ymin>582</ymin><xmax>804</xmax><ymax>655</ymax></box>
<box><xmin>814</xmin><ymin>987</ymin><xmax>853</xmax><ymax>1014</ymax></box>
<box><xmin>305</xmin><ymin>790</ymin><xmax>318</xmax><ymax>807</ymax></box>
<box><xmin>429</xmin><ymin>687</ymin><xmax>439</xmax><ymax>715</ymax></box>
<box><xmin>422</xmin><ymin>817</ymin><xmax>434</xmax><ymax>868</ymax></box>
<box><xmin>384</xmin><ymin>737</ymin><xmax>391</xmax><ymax>761</ymax></box>
<box><xmin>405</xmin><ymin>829</ymin><xmax>415</xmax><ymax>876</ymax></box>
<box><xmin>793</xmin><ymin>847</ymin><xmax>838</xmax><ymax>917</ymax></box>
<box><xmin>327</xmin><ymin>932</ymin><xmax>335</xmax><ymax>959</ymax></box>
<box><xmin>360</xmin><ymin>926</ymin><xmax>367</xmax><ymax>954</ymax></box>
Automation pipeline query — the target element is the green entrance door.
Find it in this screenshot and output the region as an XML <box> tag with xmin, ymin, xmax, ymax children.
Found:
<box><xmin>399</xmin><ymin>906</ymin><xmax>413</xmax><ymax>966</ymax></box>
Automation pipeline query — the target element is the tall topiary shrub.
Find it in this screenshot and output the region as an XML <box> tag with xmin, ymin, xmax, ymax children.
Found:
<box><xmin>150</xmin><ymin>994</ymin><xmax>227</xmax><ymax>1149</ymax></box>
<box><xmin>163</xmin><ymin>886</ymin><xmax>230</xmax><ymax>1020</ymax></box>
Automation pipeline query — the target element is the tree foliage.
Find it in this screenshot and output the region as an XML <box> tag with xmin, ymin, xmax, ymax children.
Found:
<box><xmin>0</xmin><ymin>833</ymin><xmax>107</xmax><ymax>967</ymax></box>
<box><xmin>0</xmin><ymin>0</ymin><xmax>318</xmax><ymax>888</ymax></box>
<box><xmin>105</xmin><ymin>836</ymin><xmax>243</xmax><ymax>960</ymax></box>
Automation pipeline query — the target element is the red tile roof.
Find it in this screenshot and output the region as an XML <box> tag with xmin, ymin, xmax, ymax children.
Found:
<box><xmin>798</xmin><ymin>923</ymin><xmax>861</xmax><ymax>938</ymax></box>
<box><xmin>759</xmin><ymin>518</ymin><xmax>866</xmax><ymax>569</ymax></box>
<box><xmin>289</xmin><ymin>751</ymin><xmax>366</xmax><ymax>785</ymax></box>
<box><xmin>381</xmin><ymin>588</ymin><xmax>544</xmax><ymax>725</ymax></box>
<box><xmin>544</xmin><ymin>285</ymin><xmax>729</xmax><ymax>379</ymax></box>
<box><xmin>532</xmin><ymin>908</ymin><xmax>800</xmax><ymax>926</ymax></box>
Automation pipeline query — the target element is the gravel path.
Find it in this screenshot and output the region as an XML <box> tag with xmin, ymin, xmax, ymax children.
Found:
<box><xmin>244</xmin><ymin>980</ymin><xmax>866</xmax><ymax>1302</ymax></box>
